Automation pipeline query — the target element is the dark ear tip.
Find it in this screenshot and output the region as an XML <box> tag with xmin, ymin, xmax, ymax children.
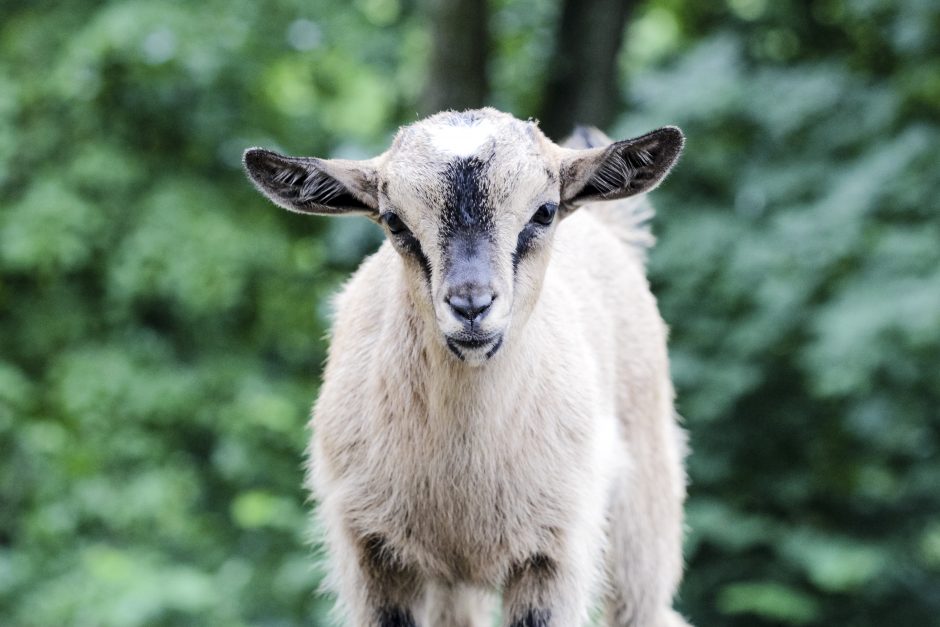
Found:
<box><xmin>243</xmin><ymin>147</ymin><xmax>273</xmax><ymax>173</ymax></box>
<box><xmin>658</xmin><ymin>126</ymin><xmax>685</xmax><ymax>150</ymax></box>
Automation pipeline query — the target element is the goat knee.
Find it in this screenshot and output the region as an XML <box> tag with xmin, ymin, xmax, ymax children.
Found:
<box><xmin>502</xmin><ymin>554</ymin><xmax>591</xmax><ymax>627</ymax></box>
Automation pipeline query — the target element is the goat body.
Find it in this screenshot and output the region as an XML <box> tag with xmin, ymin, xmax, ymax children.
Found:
<box><xmin>244</xmin><ymin>109</ymin><xmax>690</xmax><ymax>626</ymax></box>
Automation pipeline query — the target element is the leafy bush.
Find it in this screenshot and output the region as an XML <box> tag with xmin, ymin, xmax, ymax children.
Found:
<box><xmin>1</xmin><ymin>0</ymin><xmax>937</xmax><ymax>625</ymax></box>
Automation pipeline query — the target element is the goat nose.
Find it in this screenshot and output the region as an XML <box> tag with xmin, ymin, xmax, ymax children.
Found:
<box><xmin>447</xmin><ymin>291</ymin><xmax>494</xmax><ymax>323</ymax></box>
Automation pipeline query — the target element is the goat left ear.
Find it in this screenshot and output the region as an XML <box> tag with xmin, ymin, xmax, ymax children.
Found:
<box><xmin>560</xmin><ymin>126</ymin><xmax>684</xmax><ymax>207</ymax></box>
<box><xmin>243</xmin><ymin>148</ymin><xmax>380</xmax><ymax>217</ymax></box>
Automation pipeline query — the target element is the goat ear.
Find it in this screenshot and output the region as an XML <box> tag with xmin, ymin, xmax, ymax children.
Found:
<box><xmin>243</xmin><ymin>148</ymin><xmax>379</xmax><ymax>217</ymax></box>
<box><xmin>560</xmin><ymin>127</ymin><xmax>684</xmax><ymax>207</ymax></box>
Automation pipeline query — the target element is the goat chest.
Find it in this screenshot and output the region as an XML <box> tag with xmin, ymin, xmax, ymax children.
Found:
<box><xmin>313</xmin><ymin>360</ymin><xmax>616</xmax><ymax>586</ymax></box>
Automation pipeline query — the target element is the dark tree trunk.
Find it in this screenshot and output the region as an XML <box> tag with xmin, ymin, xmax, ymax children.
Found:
<box><xmin>420</xmin><ymin>0</ymin><xmax>489</xmax><ymax>115</ymax></box>
<box><xmin>538</xmin><ymin>0</ymin><xmax>635</xmax><ymax>140</ymax></box>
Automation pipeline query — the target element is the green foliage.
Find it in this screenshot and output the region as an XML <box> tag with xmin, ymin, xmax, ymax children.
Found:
<box><xmin>1</xmin><ymin>0</ymin><xmax>937</xmax><ymax>625</ymax></box>
<box><xmin>623</xmin><ymin>2</ymin><xmax>940</xmax><ymax>624</ymax></box>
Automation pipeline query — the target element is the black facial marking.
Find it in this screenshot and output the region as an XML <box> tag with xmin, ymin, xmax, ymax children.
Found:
<box><xmin>396</xmin><ymin>233</ymin><xmax>432</xmax><ymax>285</ymax></box>
<box><xmin>441</xmin><ymin>157</ymin><xmax>493</xmax><ymax>235</ymax></box>
<box><xmin>445</xmin><ymin>338</ymin><xmax>466</xmax><ymax>360</ymax></box>
<box><xmin>512</xmin><ymin>224</ymin><xmax>541</xmax><ymax>273</ymax></box>
<box><xmin>485</xmin><ymin>335</ymin><xmax>503</xmax><ymax>358</ymax></box>
<box><xmin>378</xmin><ymin>607</ymin><xmax>417</xmax><ymax>627</ymax></box>
<box><xmin>438</xmin><ymin>157</ymin><xmax>498</xmax><ymax>306</ymax></box>
<box><xmin>510</xmin><ymin>608</ymin><xmax>551</xmax><ymax>627</ymax></box>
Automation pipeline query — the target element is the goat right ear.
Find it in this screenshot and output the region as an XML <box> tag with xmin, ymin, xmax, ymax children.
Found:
<box><xmin>243</xmin><ymin>148</ymin><xmax>380</xmax><ymax>217</ymax></box>
<box><xmin>559</xmin><ymin>127</ymin><xmax>684</xmax><ymax>207</ymax></box>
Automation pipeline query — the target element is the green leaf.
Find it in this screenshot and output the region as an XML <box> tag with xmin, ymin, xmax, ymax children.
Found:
<box><xmin>718</xmin><ymin>581</ymin><xmax>821</xmax><ymax>624</ymax></box>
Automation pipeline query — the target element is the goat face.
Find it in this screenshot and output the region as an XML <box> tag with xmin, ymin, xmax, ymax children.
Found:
<box><xmin>377</xmin><ymin>110</ymin><xmax>560</xmax><ymax>363</ymax></box>
<box><xmin>243</xmin><ymin>108</ymin><xmax>683</xmax><ymax>365</ymax></box>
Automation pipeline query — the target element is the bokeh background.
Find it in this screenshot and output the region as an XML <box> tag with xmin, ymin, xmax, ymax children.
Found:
<box><xmin>2</xmin><ymin>0</ymin><xmax>939</xmax><ymax>625</ymax></box>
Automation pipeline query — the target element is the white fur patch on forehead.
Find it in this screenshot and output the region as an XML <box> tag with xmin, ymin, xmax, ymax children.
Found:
<box><xmin>427</xmin><ymin>119</ymin><xmax>496</xmax><ymax>158</ymax></box>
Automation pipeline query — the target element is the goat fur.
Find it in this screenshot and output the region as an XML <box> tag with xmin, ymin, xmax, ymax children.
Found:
<box><xmin>244</xmin><ymin>109</ymin><xmax>690</xmax><ymax>627</ymax></box>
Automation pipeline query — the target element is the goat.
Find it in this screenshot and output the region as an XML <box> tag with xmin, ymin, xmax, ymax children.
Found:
<box><xmin>243</xmin><ymin>108</ymin><xmax>690</xmax><ymax>627</ymax></box>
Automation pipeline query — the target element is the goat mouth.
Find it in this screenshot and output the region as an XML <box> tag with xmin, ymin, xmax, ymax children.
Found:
<box><xmin>445</xmin><ymin>333</ymin><xmax>503</xmax><ymax>361</ymax></box>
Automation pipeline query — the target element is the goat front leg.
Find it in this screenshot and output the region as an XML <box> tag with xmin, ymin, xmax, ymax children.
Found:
<box><xmin>328</xmin><ymin>527</ymin><xmax>424</xmax><ymax>627</ymax></box>
<box><xmin>501</xmin><ymin>552</ymin><xmax>595</xmax><ymax>627</ymax></box>
<box><xmin>422</xmin><ymin>581</ymin><xmax>494</xmax><ymax>627</ymax></box>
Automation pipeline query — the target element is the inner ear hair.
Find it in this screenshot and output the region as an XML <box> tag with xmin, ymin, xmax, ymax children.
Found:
<box><xmin>564</xmin><ymin>126</ymin><xmax>684</xmax><ymax>206</ymax></box>
<box><xmin>243</xmin><ymin>148</ymin><xmax>378</xmax><ymax>216</ymax></box>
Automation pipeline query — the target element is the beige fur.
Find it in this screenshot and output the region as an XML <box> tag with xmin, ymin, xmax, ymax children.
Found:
<box><xmin>243</xmin><ymin>109</ymin><xmax>690</xmax><ymax>627</ymax></box>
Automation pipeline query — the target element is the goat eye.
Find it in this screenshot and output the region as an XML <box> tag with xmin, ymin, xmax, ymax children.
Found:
<box><xmin>383</xmin><ymin>212</ymin><xmax>409</xmax><ymax>235</ymax></box>
<box><xmin>530</xmin><ymin>202</ymin><xmax>557</xmax><ymax>226</ymax></box>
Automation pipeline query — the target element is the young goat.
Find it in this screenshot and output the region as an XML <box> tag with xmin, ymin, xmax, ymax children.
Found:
<box><xmin>244</xmin><ymin>108</ymin><xmax>689</xmax><ymax>627</ymax></box>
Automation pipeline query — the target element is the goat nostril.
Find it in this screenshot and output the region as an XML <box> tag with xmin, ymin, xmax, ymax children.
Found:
<box><xmin>447</xmin><ymin>294</ymin><xmax>474</xmax><ymax>321</ymax></box>
<box><xmin>447</xmin><ymin>292</ymin><xmax>495</xmax><ymax>322</ymax></box>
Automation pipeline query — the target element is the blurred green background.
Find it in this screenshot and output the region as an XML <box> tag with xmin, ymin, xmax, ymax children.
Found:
<box><xmin>1</xmin><ymin>0</ymin><xmax>939</xmax><ymax>625</ymax></box>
